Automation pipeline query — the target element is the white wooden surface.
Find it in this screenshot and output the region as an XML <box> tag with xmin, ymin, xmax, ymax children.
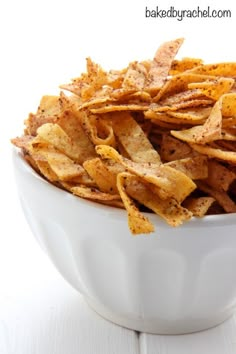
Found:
<box><xmin>1</xmin><ymin>159</ymin><xmax>236</xmax><ymax>354</ymax></box>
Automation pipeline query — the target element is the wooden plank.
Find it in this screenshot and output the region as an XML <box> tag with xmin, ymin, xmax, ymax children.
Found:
<box><xmin>140</xmin><ymin>315</ymin><xmax>236</xmax><ymax>354</ymax></box>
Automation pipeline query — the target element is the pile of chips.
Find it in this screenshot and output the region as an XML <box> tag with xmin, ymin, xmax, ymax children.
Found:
<box><xmin>12</xmin><ymin>38</ymin><xmax>236</xmax><ymax>234</ymax></box>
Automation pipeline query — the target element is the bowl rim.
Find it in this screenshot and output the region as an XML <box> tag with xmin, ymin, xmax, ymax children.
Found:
<box><xmin>12</xmin><ymin>148</ymin><xmax>236</xmax><ymax>227</ymax></box>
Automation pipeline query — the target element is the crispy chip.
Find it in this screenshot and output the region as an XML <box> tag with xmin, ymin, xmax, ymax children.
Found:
<box><xmin>190</xmin><ymin>143</ymin><xmax>236</xmax><ymax>164</ymax></box>
<box><xmin>153</xmin><ymin>73</ymin><xmax>216</xmax><ymax>102</ymax></box>
<box><xmin>160</xmin><ymin>134</ymin><xmax>194</xmax><ymax>162</ymax></box>
<box><xmin>147</xmin><ymin>38</ymin><xmax>184</xmax><ymax>92</ymax></box>
<box><xmin>165</xmin><ymin>156</ymin><xmax>208</xmax><ymax>180</ymax></box>
<box><xmin>12</xmin><ymin>37</ymin><xmax>236</xmax><ymax>235</ymax></box>
<box><xmin>188</xmin><ymin>78</ymin><xmax>234</xmax><ymax>100</ymax></box>
<box><xmin>197</xmin><ymin>181</ymin><xmax>236</xmax><ymax>213</ymax></box>
<box><xmin>83</xmin><ymin>157</ymin><xmax>119</xmax><ymax>194</ymax></box>
<box><xmin>187</xmin><ymin>62</ymin><xmax>236</xmax><ymax>77</ymax></box>
<box><xmin>70</xmin><ymin>185</ymin><xmax>121</xmax><ymax>203</ymax></box>
<box><xmin>123</xmin><ymin>173</ymin><xmax>192</xmax><ymax>226</ymax></box>
<box><xmin>96</xmin><ymin>145</ymin><xmax>196</xmax><ymax>203</ymax></box>
<box><xmin>205</xmin><ymin>160</ymin><xmax>235</xmax><ymax>192</ymax></box>
<box><xmin>111</xmin><ymin>112</ymin><xmax>161</xmax><ymax>163</ymax></box>
<box><xmin>90</xmin><ymin>103</ymin><xmax>149</xmax><ymax>114</ymax></box>
<box><xmin>117</xmin><ymin>173</ymin><xmax>154</xmax><ymax>234</ymax></box>
<box><xmin>170</xmin><ymin>57</ymin><xmax>203</xmax><ymax>75</ymax></box>
<box><xmin>171</xmin><ymin>99</ymin><xmax>222</xmax><ymax>144</ymax></box>
<box><xmin>183</xmin><ymin>197</ymin><xmax>215</xmax><ymax>217</ymax></box>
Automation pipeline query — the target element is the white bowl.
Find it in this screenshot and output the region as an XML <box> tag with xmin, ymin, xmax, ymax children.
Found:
<box><xmin>12</xmin><ymin>149</ymin><xmax>236</xmax><ymax>334</ymax></box>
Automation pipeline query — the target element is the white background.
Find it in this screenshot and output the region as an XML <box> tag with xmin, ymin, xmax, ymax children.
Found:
<box><xmin>0</xmin><ymin>0</ymin><xmax>235</xmax><ymax>353</ymax></box>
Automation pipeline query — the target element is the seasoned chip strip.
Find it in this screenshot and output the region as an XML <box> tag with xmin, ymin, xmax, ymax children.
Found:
<box><xmin>123</xmin><ymin>173</ymin><xmax>192</xmax><ymax>227</ymax></box>
<box><xmin>160</xmin><ymin>134</ymin><xmax>194</xmax><ymax>162</ymax></box>
<box><xmin>190</xmin><ymin>143</ymin><xmax>236</xmax><ymax>164</ymax></box>
<box><xmin>165</xmin><ymin>156</ymin><xmax>208</xmax><ymax>180</ymax></box>
<box><xmin>37</xmin><ymin>121</ymin><xmax>96</xmax><ymax>163</ymax></box>
<box><xmin>117</xmin><ymin>173</ymin><xmax>154</xmax><ymax>234</ymax></box>
<box><xmin>83</xmin><ymin>157</ymin><xmax>119</xmax><ymax>194</ymax></box>
<box><xmin>41</xmin><ymin>151</ymin><xmax>84</xmax><ymax>181</ymax></box>
<box><xmin>70</xmin><ymin>185</ymin><xmax>121</xmax><ymax>202</ymax></box>
<box><xmin>149</xmin><ymin>99</ymin><xmax>214</xmax><ymax>113</ymax></box>
<box><xmin>222</xmin><ymin>117</ymin><xmax>236</xmax><ymax>128</ymax></box>
<box><xmin>146</xmin><ymin>112</ymin><xmax>205</xmax><ymax>126</ymax></box>
<box><xmin>153</xmin><ymin>73</ymin><xmax>216</xmax><ymax>102</ymax></box>
<box><xmin>96</xmin><ymin>145</ymin><xmax>196</xmax><ymax>203</ymax></box>
<box><xmin>167</xmin><ymin>107</ymin><xmax>212</xmax><ymax>120</ymax></box>
<box><xmin>183</xmin><ymin>197</ymin><xmax>216</xmax><ymax>217</ymax></box>
<box><xmin>37</xmin><ymin>123</ymin><xmax>81</xmax><ymax>161</ymax></box>
<box><xmin>122</xmin><ymin>61</ymin><xmax>147</xmax><ymax>91</ymax></box>
<box><xmin>34</xmin><ymin>160</ymin><xmax>59</xmax><ymax>182</ymax></box>
<box><xmin>221</xmin><ymin>93</ymin><xmax>236</xmax><ymax>116</ymax></box>
<box><xmin>11</xmin><ymin>135</ymin><xmax>34</xmax><ymax>149</ymax></box>
<box><xmin>187</xmin><ymin>62</ymin><xmax>236</xmax><ymax>77</ymax></box>
<box><xmin>171</xmin><ymin>99</ymin><xmax>222</xmax><ymax>144</ymax></box>
<box><xmin>197</xmin><ymin>181</ymin><xmax>236</xmax><ymax>213</ymax></box>
<box><xmin>25</xmin><ymin>95</ymin><xmax>61</xmax><ymax>135</ymax></box>
<box><xmin>90</xmin><ymin>104</ymin><xmax>149</xmax><ymax>114</ymax></box>
<box><xmin>205</xmin><ymin>160</ymin><xmax>236</xmax><ymax>192</ymax></box>
<box><xmin>76</xmin><ymin>111</ymin><xmax>116</xmax><ymax>147</ymax></box>
<box><xmin>56</xmin><ymin>110</ymin><xmax>97</xmax><ymax>162</ymax></box>
<box><xmin>159</xmin><ymin>89</ymin><xmax>205</xmax><ymax>106</ymax></box>
<box><xmin>28</xmin><ymin>139</ymin><xmax>86</xmax><ymax>181</ymax></box>
<box><xmin>188</xmin><ymin>78</ymin><xmax>234</xmax><ymax>101</ymax></box>
<box><xmin>111</xmin><ymin>112</ymin><xmax>161</xmax><ymax>163</ymax></box>
<box><xmin>170</xmin><ymin>57</ymin><xmax>203</xmax><ymax>75</ymax></box>
<box><xmin>147</xmin><ymin>38</ymin><xmax>184</xmax><ymax>92</ymax></box>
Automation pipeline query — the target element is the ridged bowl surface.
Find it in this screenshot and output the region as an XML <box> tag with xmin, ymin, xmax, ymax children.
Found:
<box><xmin>13</xmin><ymin>150</ymin><xmax>236</xmax><ymax>334</ymax></box>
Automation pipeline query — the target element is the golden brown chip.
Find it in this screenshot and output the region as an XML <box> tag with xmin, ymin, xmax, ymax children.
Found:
<box><xmin>167</xmin><ymin>107</ymin><xmax>211</xmax><ymax>120</ymax></box>
<box><xmin>90</xmin><ymin>103</ymin><xmax>149</xmax><ymax>114</ymax></box>
<box><xmin>78</xmin><ymin>112</ymin><xmax>116</xmax><ymax>147</ymax></box>
<box><xmin>187</xmin><ymin>62</ymin><xmax>236</xmax><ymax>77</ymax></box>
<box><xmin>183</xmin><ymin>197</ymin><xmax>215</xmax><ymax>217</ymax></box>
<box><xmin>25</xmin><ymin>95</ymin><xmax>61</xmax><ymax>135</ymax></box>
<box><xmin>160</xmin><ymin>134</ymin><xmax>194</xmax><ymax>162</ymax></box>
<box><xmin>111</xmin><ymin>112</ymin><xmax>161</xmax><ymax>163</ymax></box>
<box><xmin>149</xmin><ymin>98</ymin><xmax>214</xmax><ymax>113</ymax></box>
<box><xmin>171</xmin><ymin>99</ymin><xmax>222</xmax><ymax>144</ymax></box>
<box><xmin>123</xmin><ymin>173</ymin><xmax>192</xmax><ymax>227</ymax></box>
<box><xmin>188</xmin><ymin>78</ymin><xmax>234</xmax><ymax>100</ymax></box>
<box><xmin>95</xmin><ymin>145</ymin><xmax>196</xmax><ymax>203</ymax></box>
<box><xmin>197</xmin><ymin>181</ymin><xmax>236</xmax><ymax>213</ymax></box>
<box><xmin>116</xmin><ymin>172</ymin><xmax>154</xmax><ymax>234</ymax></box>
<box><xmin>190</xmin><ymin>143</ymin><xmax>236</xmax><ymax>164</ymax></box>
<box><xmin>205</xmin><ymin>160</ymin><xmax>235</xmax><ymax>192</ymax></box>
<box><xmin>11</xmin><ymin>135</ymin><xmax>34</xmax><ymax>149</ymax></box>
<box><xmin>170</xmin><ymin>57</ymin><xmax>203</xmax><ymax>75</ymax></box>
<box><xmin>153</xmin><ymin>73</ymin><xmax>216</xmax><ymax>102</ymax></box>
<box><xmin>83</xmin><ymin>157</ymin><xmax>119</xmax><ymax>194</ymax></box>
<box><xmin>222</xmin><ymin>117</ymin><xmax>236</xmax><ymax>128</ymax></box>
<box><xmin>70</xmin><ymin>185</ymin><xmax>121</xmax><ymax>202</ymax></box>
<box><xmin>122</xmin><ymin>61</ymin><xmax>147</xmax><ymax>91</ymax></box>
<box><xmin>165</xmin><ymin>156</ymin><xmax>208</xmax><ymax>180</ymax></box>
<box><xmin>221</xmin><ymin>93</ymin><xmax>236</xmax><ymax>116</ymax></box>
<box><xmin>34</xmin><ymin>160</ymin><xmax>59</xmax><ymax>182</ymax></box>
<box><xmin>146</xmin><ymin>38</ymin><xmax>184</xmax><ymax>92</ymax></box>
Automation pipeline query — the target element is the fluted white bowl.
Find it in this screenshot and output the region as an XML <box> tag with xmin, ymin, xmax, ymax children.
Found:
<box><xmin>12</xmin><ymin>149</ymin><xmax>236</xmax><ymax>334</ymax></box>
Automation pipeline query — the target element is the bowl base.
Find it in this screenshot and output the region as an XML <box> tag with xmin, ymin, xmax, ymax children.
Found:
<box><xmin>85</xmin><ymin>296</ymin><xmax>234</xmax><ymax>335</ymax></box>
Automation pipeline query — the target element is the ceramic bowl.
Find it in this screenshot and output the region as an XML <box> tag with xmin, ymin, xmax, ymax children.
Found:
<box><xmin>12</xmin><ymin>149</ymin><xmax>236</xmax><ymax>334</ymax></box>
